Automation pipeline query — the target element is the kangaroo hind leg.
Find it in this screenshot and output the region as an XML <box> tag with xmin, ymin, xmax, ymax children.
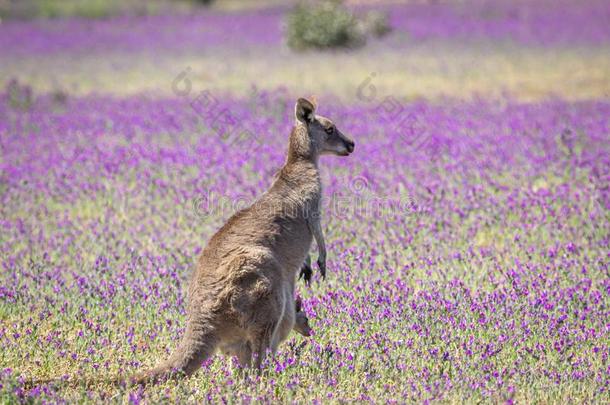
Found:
<box><xmin>251</xmin><ymin>322</ymin><xmax>279</xmax><ymax>370</ymax></box>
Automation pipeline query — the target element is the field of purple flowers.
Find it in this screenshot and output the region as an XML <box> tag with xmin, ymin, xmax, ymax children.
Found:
<box><xmin>2</xmin><ymin>0</ymin><xmax>609</xmax><ymax>55</ymax></box>
<box><xmin>1</xmin><ymin>1</ymin><xmax>609</xmax><ymax>403</ymax></box>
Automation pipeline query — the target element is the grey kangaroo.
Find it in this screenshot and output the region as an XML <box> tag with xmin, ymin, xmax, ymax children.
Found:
<box><xmin>221</xmin><ymin>296</ymin><xmax>312</xmax><ymax>360</ymax></box>
<box><xmin>293</xmin><ymin>296</ymin><xmax>312</xmax><ymax>337</ymax></box>
<box><xmin>132</xmin><ymin>97</ymin><xmax>354</xmax><ymax>384</ymax></box>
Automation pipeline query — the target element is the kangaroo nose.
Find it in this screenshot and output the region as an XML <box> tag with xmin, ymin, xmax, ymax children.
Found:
<box><xmin>346</xmin><ymin>140</ymin><xmax>355</xmax><ymax>153</ymax></box>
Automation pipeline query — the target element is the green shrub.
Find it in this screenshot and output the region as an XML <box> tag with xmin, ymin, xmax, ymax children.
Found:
<box><xmin>285</xmin><ymin>0</ymin><xmax>366</xmax><ymax>51</ymax></box>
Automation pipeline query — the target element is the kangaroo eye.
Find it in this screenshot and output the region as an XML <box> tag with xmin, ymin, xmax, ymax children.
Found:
<box><xmin>325</xmin><ymin>127</ymin><xmax>334</xmax><ymax>135</ymax></box>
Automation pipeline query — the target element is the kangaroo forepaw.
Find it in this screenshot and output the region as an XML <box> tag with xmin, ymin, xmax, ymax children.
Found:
<box><xmin>317</xmin><ymin>258</ymin><xmax>326</xmax><ymax>280</ymax></box>
<box><xmin>299</xmin><ymin>262</ymin><xmax>313</xmax><ymax>285</ymax></box>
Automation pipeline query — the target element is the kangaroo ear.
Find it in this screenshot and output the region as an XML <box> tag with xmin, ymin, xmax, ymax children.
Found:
<box><xmin>295</xmin><ymin>98</ymin><xmax>316</xmax><ymax>124</ymax></box>
<box><xmin>309</xmin><ymin>95</ymin><xmax>318</xmax><ymax>110</ymax></box>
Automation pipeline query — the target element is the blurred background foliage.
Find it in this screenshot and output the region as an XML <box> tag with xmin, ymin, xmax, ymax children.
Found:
<box><xmin>0</xmin><ymin>0</ymin><xmax>199</xmax><ymax>19</ymax></box>
<box><xmin>1</xmin><ymin>0</ymin><xmax>608</xmax><ymax>101</ymax></box>
<box><xmin>286</xmin><ymin>0</ymin><xmax>390</xmax><ymax>50</ymax></box>
<box><xmin>0</xmin><ymin>0</ymin><xmax>305</xmax><ymax>19</ymax></box>
<box><xmin>0</xmin><ymin>0</ymin><xmax>392</xmax><ymax>52</ymax></box>
<box><xmin>0</xmin><ymin>0</ymin><xmax>393</xmax><ymax>20</ymax></box>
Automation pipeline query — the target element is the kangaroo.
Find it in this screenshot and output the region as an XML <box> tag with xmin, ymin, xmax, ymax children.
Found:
<box><xmin>293</xmin><ymin>296</ymin><xmax>312</xmax><ymax>337</ymax></box>
<box><xmin>221</xmin><ymin>296</ymin><xmax>312</xmax><ymax>360</ymax></box>
<box><xmin>131</xmin><ymin>97</ymin><xmax>354</xmax><ymax>384</ymax></box>
<box><xmin>299</xmin><ymin>254</ymin><xmax>314</xmax><ymax>284</ymax></box>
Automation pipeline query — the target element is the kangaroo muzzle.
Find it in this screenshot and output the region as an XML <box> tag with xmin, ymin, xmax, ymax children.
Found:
<box><xmin>344</xmin><ymin>139</ymin><xmax>355</xmax><ymax>154</ymax></box>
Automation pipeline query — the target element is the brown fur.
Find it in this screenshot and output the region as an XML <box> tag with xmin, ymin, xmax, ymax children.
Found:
<box><xmin>132</xmin><ymin>98</ymin><xmax>354</xmax><ymax>384</ymax></box>
<box><xmin>293</xmin><ymin>296</ymin><xmax>312</xmax><ymax>337</ymax></box>
<box><xmin>221</xmin><ymin>297</ymin><xmax>312</xmax><ymax>361</ymax></box>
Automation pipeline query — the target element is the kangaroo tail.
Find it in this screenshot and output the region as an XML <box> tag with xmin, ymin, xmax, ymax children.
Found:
<box><xmin>23</xmin><ymin>325</ymin><xmax>218</xmax><ymax>389</ymax></box>
<box><xmin>130</xmin><ymin>323</ymin><xmax>218</xmax><ymax>386</ymax></box>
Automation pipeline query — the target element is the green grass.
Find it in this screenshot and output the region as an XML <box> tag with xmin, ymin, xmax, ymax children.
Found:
<box><xmin>3</xmin><ymin>43</ymin><xmax>609</xmax><ymax>102</ymax></box>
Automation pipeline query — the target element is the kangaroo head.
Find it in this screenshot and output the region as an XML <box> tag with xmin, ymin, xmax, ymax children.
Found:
<box><xmin>294</xmin><ymin>296</ymin><xmax>312</xmax><ymax>337</ymax></box>
<box><xmin>294</xmin><ymin>312</ymin><xmax>312</xmax><ymax>337</ymax></box>
<box><xmin>293</xmin><ymin>97</ymin><xmax>355</xmax><ymax>158</ymax></box>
